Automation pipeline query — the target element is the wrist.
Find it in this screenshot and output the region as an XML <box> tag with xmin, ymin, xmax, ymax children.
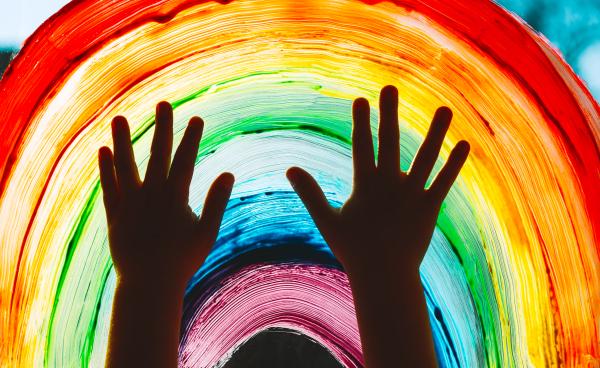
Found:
<box><xmin>343</xmin><ymin>256</ymin><xmax>421</xmax><ymax>279</ymax></box>
<box><xmin>344</xmin><ymin>260</ymin><xmax>423</xmax><ymax>290</ymax></box>
<box><xmin>116</xmin><ymin>276</ymin><xmax>187</xmax><ymax>298</ymax></box>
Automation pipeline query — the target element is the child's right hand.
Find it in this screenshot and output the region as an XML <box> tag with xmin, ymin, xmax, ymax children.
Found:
<box><xmin>286</xmin><ymin>85</ymin><xmax>470</xmax><ymax>274</ymax></box>
<box><xmin>287</xmin><ymin>85</ymin><xmax>469</xmax><ymax>368</ymax></box>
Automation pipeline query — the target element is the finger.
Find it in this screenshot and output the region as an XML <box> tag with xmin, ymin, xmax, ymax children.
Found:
<box><xmin>111</xmin><ymin>115</ymin><xmax>140</xmax><ymax>193</ymax></box>
<box><xmin>377</xmin><ymin>85</ymin><xmax>400</xmax><ymax>174</ymax></box>
<box><xmin>197</xmin><ymin>172</ymin><xmax>235</xmax><ymax>243</ymax></box>
<box><xmin>144</xmin><ymin>101</ymin><xmax>173</xmax><ymax>190</ymax></box>
<box><xmin>168</xmin><ymin>117</ymin><xmax>204</xmax><ymax>203</ymax></box>
<box><xmin>286</xmin><ymin>167</ymin><xmax>336</xmax><ymax>234</ymax></box>
<box><xmin>98</xmin><ymin>146</ymin><xmax>119</xmax><ymax>214</ymax></box>
<box><xmin>428</xmin><ymin>141</ymin><xmax>470</xmax><ymax>202</ymax></box>
<box><xmin>408</xmin><ymin>107</ymin><xmax>453</xmax><ymax>189</ymax></box>
<box><xmin>352</xmin><ymin>97</ymin><xmax>375</xmax><ymax>183</ymax></box>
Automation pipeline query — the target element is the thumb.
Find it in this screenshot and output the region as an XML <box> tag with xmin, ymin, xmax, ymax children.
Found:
<box><xmin>196</xmin><ymin>172</ymin><xmax>235</xmax><ymax>244</ymax></box>
<box><xmin>286</xmin><ymin>167</ymin><xmax>336</xmax><ymax>235</ymax></box>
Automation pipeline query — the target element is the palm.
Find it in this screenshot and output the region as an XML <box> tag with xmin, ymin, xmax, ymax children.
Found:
<box><xmin>98</xmin><ymin>102</ymin><xmax>234</xmax><ymax>286</ymax></box>
<box><xmin>108</xmin><ymin>192</ymin><xmax>203</xmax><ymax>282</ymax></box>
<box><xmin>335</xmin><ymin>177</ymin><xmax>435</xmax><ymax>268</ymax></box>
<box><xmin>287</xmin><ymin>85</ymin><xmax>469</xmax><ymax>270</ymax></box>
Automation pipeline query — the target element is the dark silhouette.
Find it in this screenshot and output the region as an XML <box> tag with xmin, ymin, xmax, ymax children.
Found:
<box><xmin>99</xmin><ymin>102</ymin><xmax>234</xmax><ymax>367</ymax></box>
<box><xmin>287</xmin><ymin>85</ymin><xmax>469</xmax><ymax>368</ymax></box>
<box><xmin>99</xmin><ymin>85</ymin><xmax>469</xmax><ymax>367</ymax></box>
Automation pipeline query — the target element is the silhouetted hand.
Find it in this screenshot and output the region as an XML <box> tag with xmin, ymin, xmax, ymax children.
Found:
<box><xmin>99</xmin><ymin>102</ymin><xmax>234</xmax><ymax>368</ymax></box>
<box><xmin>286</xmin><ymin>85</ymin><xmax>469</xmax><ymax>272</ymax></box>
<box><xmin>99</xmin><ymin>101</ymin><xmax>234</xmax><ymax>288</ymax></box>
<box><xmin>286</xmin><ymin>85</ymin><xmax>470</xmax><ymax>368</ymax></box>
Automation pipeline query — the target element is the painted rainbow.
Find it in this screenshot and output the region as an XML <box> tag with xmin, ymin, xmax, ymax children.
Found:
<box><xmin>0</xmin><ymin>0</ymin><xmax>598</xmax><ymax>366</ymax></box>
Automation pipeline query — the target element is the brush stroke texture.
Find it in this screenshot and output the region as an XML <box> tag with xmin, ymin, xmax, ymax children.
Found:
<box><xmin>0</xmin><ymin>0</ymin><xmax>598</xmax><ymax>367</ymax></box>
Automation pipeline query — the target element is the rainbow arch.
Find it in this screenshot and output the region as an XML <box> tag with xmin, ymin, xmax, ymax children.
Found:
<box><xmin>0</xmin><ymin>0</ymin><xmax>598</xmax><ymax>366</ymax></box>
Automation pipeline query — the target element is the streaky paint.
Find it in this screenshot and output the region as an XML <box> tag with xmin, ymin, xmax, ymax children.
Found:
<box><xmin>0</xmin><ymin>0</ymin><xmax>598</xmax><ymax>366</ymax></box>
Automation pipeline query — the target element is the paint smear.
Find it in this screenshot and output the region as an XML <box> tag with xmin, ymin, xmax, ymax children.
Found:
<box><xmin>0</xmin><ymin>0</ymin><xmax>598</xmax><ymax>367</ymax></box>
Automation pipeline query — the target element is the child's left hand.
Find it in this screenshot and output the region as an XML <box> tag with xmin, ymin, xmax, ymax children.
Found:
<box><xmin>98</xmin><ymin>101</ymin><xmax>234</xmax><ymax>290</ymax></box>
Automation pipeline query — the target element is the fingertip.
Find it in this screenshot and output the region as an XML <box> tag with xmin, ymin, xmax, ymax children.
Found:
<box><xmin>218</xmin><ymin>172</ymin><xmax>235</xmax><ymax>188</ymax></box>
<box><xmin>112</xmin><ymin>115</ymin><xmax>128</xmax><ymax>130</ymax></box>
<box><xmin>353</xmin><ymin>97</ymin><xmax>369</xmax><ymax>109</ymax></box>
<box><xmin>436</xmin><ymin>106</ymin><xmax>453</xmax><ymax>121</ymax></box>
<box><xmin>98</xmin><ymin>146</ymin><xmax>113</xmax><ymax>159</ymax></box>
<box><xmin>187</xmin><ymin>116</ymin><xmax>204</xmax><ymax>140</ymax></box>
<box><xmin>381</xmin><ymin>85</ymin><xmax>398</xmax><ymax>98</ymax></box>
<box><xmin>286</xmin><ymin>167</ymin><xmax>310</xmax><ymax>186</ymax></box>
<box><xmin>286</xmin><ymin>166</ymin><xmax>300</xmax><ymax>180</ymax></box>
<box><xmin>457</xmin><ymin>140</ymin><xmax>470</xmax><ymax>153</ymax></box>
<box><xmin>156</xmin><ymin>100</ymin><xmax>172</xmax><ymax>112</ymax></box>
<box><xmin>189</xmin><ymin>116</ymin><xmax>204</xmax><ymax>128</ymax></box>
<box><xmin>198</xmin><ymin>172</ymin><xmax>235</xmax><ymax>238</ymax></box>
<box><xmin>155</xmin><ymin>102</ymin><xmax>173</xmax><ymax>127</ymax></box>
